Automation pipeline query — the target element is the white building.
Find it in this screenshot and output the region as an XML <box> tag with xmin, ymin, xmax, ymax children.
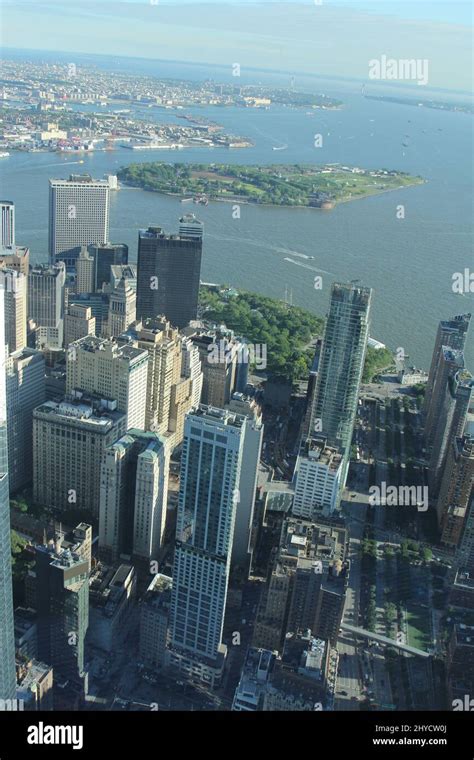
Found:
<box><xmin>66</xmin><ymin>334</ymin><xmax>149</xmax><ymax>429</ymax></box>
<box><xmin>49</xmin><ymin>174</ymin><xmax>109</xmax><ymax>270</ymax></box>
<box><xmin>292</xmin><ymin>437</ymin><xmax>343</xmax><ymax>518</ymax></box>
<box><xmin>64</xmin><ymin>303</ymin><xmax>96</xmax><ymax>347</ymax></box>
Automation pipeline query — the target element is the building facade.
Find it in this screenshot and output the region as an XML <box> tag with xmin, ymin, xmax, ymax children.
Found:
<box><xmin>0</xmin><ymin>287</ymin><xmax>16</xmax><ymax>699</ymax></box>
<box><xmin>66</xmin><ymin>335</ymin><xmax>149</xmax><ymax>429</ymax></box>
<box><xmin>49</xmin><ymin>174</ymin><xmax>109</xmax><ymax>269</ymax></box>
<box><xmin>169</xmin><ymin>406</ymin><xmax>246</xmax><ymax>683</ymax></box>
<box><xmin>137</xmin><ymin>225</ymin><xmax>202</xmax><ymax>330</ymax></box>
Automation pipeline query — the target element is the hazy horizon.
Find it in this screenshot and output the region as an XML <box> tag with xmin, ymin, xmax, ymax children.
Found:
<box><xmin>0</xmin><ymin>1</ymin><xmax>472</xmax><ymax>93</ymax></box>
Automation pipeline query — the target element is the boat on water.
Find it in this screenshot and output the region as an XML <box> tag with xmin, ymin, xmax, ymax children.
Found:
<box><xmin>0</xmin><ymin>152</ymin><xmax>10</xmax><ymax>158</ymax></box>
<box><xmin>181</xmin><ymin>198</ymin><xmax>194</xmax><ymax>203</ymax></box>
<box><xmin>273</xmin><ymin>144</ymin><xmax>288</xmax><ymax>151</ymax></box>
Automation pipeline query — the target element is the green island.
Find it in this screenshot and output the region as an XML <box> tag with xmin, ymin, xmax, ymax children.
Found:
<box><xmin>199</xmin><ymin>285</ymin><xmax>394</xmax><ymax>383</ymax></box>
<box><xmin>117</xmin><ymin>162</ymin><xmax>424</xmax><ymax>208</ymax></box>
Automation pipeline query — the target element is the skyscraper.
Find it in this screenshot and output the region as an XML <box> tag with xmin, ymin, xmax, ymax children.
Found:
<box><xmin>33</xmin><ymin>396</ymin><xmax>127</xmax><ymax>516</ymax></box>
<box><xmin>103</xmin><ymin>277</ymin><xmax>136</xmax><ymax>338</ymax></box>
<box><xmin>99</xmin><ymin>429</ymin><xmax>169</xmax><ymax>565</ymax></box>
<box><xmin>64</xmin><ymin>303</ymin><xmax>96</xmax><ymax>347</ymax></box>
<box><xmin>425</xmin><ymin>349</ymin><xmax>471</xmax><ymax>497</ymax></box>
<box><xmin>66</xmin><ymin>335</ymin><xmax>149</xmax><ymax>429</ymax></box>
<box><xmin>6</xmin><ymin>347</ymin><xmax>46</xmax><ymax>493</ymax></box>
<box><xmin>35</xmin><ymin>542</ymin><xmax>89</xmax><ymax>695</ymax></box>
<box><xmin>437</xmin><ymin>434</ymin><xmax>474</xmax><ymax>549</ymax></box>
<box><xmin>75</xmin><ymin>246</ymin><xmax>95</xmax><ymax>294</ymax></box>
<box><xmin>424</xmin><ymin>313</ymin><xmax>471</xmax><ymax>420</ymax></box>
<box><xmin>0</xmin><ymin>201</ymin><xmax>15</xmax><ymax>247</ymax></box>
<box><xmin>169</xmin><ymin>406</ymin><xmax>246</xmax><ymax>685</ymax></box>
<box><xmin>28</xmin><ymin>262</ymin><xmax>66</xmax><ymax>350</ymax></box>
<box><xmin>49</xmin><ymin>175</ymin><xmax>109</xmax><ymax>269</ymax></box>
<box><xmin>136</xmin><ymin>224</ymin><xmax>202</xmax><ymax>329</ymax></box>
<box><xmin>0</xmin><ymin>268</ymin><xmax>27</xmax><ymax>353</ymax></box>
<box><xmin>309</xmin><ymin>282</ymin><xmax>372</xmax><ymax>484</ymax></box>
<box><xmin>92</xmin><ymin>243</ymin><xmax>128</xmax><ymax>292</ymax></box>
<box><xmin>0</xmin><ymin>286</ymin><xmax>16</xmax><ymax>700</ymax></box>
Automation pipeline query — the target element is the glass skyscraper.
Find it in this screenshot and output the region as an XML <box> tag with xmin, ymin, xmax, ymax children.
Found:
<box><xmin>0</xmin><ymin>286</ymin><xmax>16</xmax><ymax>700</ymax></box>
<box><xmin>310</xmin><ymin>282</ymin><xmax>372</xmax><ymax>484</ymax></box>
<box><xmin>169</xmin><ymin>406</ymin><xmax>245</xmax><ymax>683</ymax></box>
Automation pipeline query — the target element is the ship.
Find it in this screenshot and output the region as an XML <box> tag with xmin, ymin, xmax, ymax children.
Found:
<box><xmin>273</xmin><ymin>144</ymin><xmax>288</xmax><ymax>151</ymax></box>
<box><xmin>0</xmin><ymin>151</ymin><xmax>10</xmax><ymax>158</ymax></box>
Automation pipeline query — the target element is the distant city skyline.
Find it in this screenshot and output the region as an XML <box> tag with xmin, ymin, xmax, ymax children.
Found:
<box><xmin>1</xmin><ymin>1</ymin><xmax>472</xmax><ymax>93</ymax></box>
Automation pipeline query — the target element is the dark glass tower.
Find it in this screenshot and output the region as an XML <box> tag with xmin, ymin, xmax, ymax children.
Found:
<box><xmin>136</xmin><ymin>224</ymin><xmax>202</xmax><ymax>330</ymax></box>
<box><xmin>92</xmin><ymin>242</ymin><xmax>128</xmax><ymax>291</ymax></box>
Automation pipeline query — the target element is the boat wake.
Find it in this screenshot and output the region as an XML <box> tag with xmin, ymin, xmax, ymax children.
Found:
<box><xmin>283</xmin><ymin>257</ymin><xmax>335</xmax><ymax>276</ymax></box>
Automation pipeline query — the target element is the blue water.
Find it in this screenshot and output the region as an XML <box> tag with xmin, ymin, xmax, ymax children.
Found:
<box><xmin>0</xmin><ymin>55</ymin><xmax>473</xmax><ymax>370</ymax></box>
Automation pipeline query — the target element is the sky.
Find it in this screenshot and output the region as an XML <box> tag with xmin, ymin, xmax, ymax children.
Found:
<box><xmin>0</xmin><ymin>1</ymin><xmax>472</xmax><ymax>92</ymax></box>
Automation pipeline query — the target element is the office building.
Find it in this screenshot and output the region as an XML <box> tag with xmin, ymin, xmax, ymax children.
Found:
<box><xmin>88</xmin><ymin>564</ymin><xmax>137</xmax><ymax>653</ymax></box>
<box><xmin>66</xmin><ymin>292</ymin><xmax>109</xmax><ymax>336</ymax></box>
<box><xmin>33</xmin><ymin>395</ymin><xmax>127</xmax><ymax>516</ymax></box>
<box><xmin>75</xmin><ymin>246</ymin><xmax>95</xmax><ymax>294</ymax></box>
<box><xmin>192</xmin><ymin>333</ymin><xmax>240</xmax><ymax>408</ymax></box>
<box><xmin>99</xmin><ymin>429</ymin><xmax>169</xmax><ymax>565</ymax></box>
<box><xmin>92</xmin><ymin>243</ymin><xmax>128</xmax><ymax>292</ymax></box>
<box><xmin>0</xmin><ymin>201</ymin><xmax>15</xmax><ymax>247</ymax></box>
<box><xmin>309</xmin><ymin>282</ymin><xmax>371</xmax><ymax>484</ymax></box>
<box><xmin>64</xmin><ymin>303</ymin><xmax>96</xmax><ymax>347</ymax></box>
<box><xmin>136</xmin><ymin>224</ymin><xmax>202</xmax><ymax>329</ymax></box>
<box><xmin>0</xmin><ymin>287</ymin><xmax>16</xmax><ymax>699</ymax></box>
<box><xmin>292</xmin><ymin>436</ymin><xmax>343</xmax><ymax>519</ymax></box>
<box><xmin>16</xmin><ymin>660</ymin><xmax>53</xmax><ymax>711</ymax></box>
<box><xmin>179</xmin><ymin>213</ymin><xmax>204</xmax><ymax>241</ymax></box>
<box><xmin>139</xmin><ymin>574</ymin><xmax>172</xmax><ymax>669</ymax></box>
<box><xmin>168</xmin><ymin>406</ymin><xmax>246</xmax><ymax>685</ymax></box>
<box><xmin>14</xmin><ymin>607</ymin><xmax>38</xmax><ymax>661</ymax></box>
<box><xmin>109</xmin><ymin>264</ymin><xmax>137</xmax><ymax>293</ymax></box>
<box><xmin>438</xmin><ymin>434</ymin><xmax>474</xmax><ymax>549</ymax></box>
<box><xmin>447</xmin><ymin>623</ymin><xmax>474</xmax><ymax>706</ymax></box>
<box><xmin>134</xmin><ymin>317</ymin><xmax>181</xmax><ymax>435</ymax></box>
<box><xmin>232</xmin><ymin>648</ymin><xmax>276</xmax><ymax>711</ymax></box>
<box><xmin>424</xmin><ymin>313</ymin><xmax>471</xmax><ymax>421</ymax></box>
<box><xmin>28</xmin><ymin>263</ymin><xmax>66</xmax><ymax>350</ymax></box>
<box><xmin>34</xmin><ymin>542</ymin><xmax>89</xmax><ymax>693</ymax></box>
<box><xmin>253</xmin><ymin>518</ymin><xmax>348</xmax><ymax>652</ymax></box>
<box><xmin>49</xmin><ymin>174</ymin><xmax>109</xmax><ymax>269</ymax></box>
<box><xmin>66</xmin><ymin>335</ymin><xmax>149</xmax><ymax>429</ymax></box>
<box><xmin>0</xmin><ymin>244</ymin><xmax>29</xmax><ymax>279</ymax></box>
<box><xmin>103</xmin><ymin>278</ymin><xmax>136</xmax><ymax>339</ymax></box>
<box><xmin>0</xmin><ymin>268</ymin><xmax>27</xmax><ymax>353</ymax></box>
<box><xmin>226</xmin><ymin>393</ymin><xmax>263</xmax><ymax>573</ymax></box>
<box><xmin>6</xmin><ymin>348</ymin><xmax>45</xmax><ymax>493</ymax></box>
<box><xmin>425</xmin><ymin>349</ymin><xmax>471</xmax><ymax>497</ymax></box>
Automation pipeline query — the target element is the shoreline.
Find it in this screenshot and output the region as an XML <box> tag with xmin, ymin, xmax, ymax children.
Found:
<box><xmin>118</xmin><ymin>178</ymin><xmax>427</xmax><ymax>209</ymax></box>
